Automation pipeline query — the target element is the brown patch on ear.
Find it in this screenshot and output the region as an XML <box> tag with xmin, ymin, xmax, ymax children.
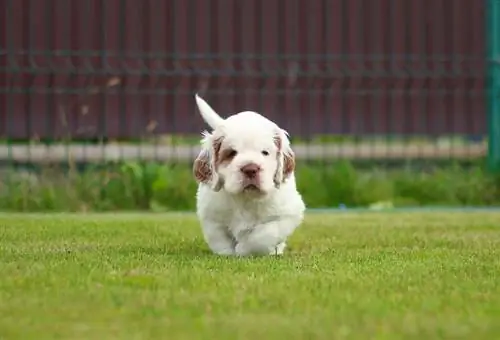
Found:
<box><xmin>274</xmin><ymin>133</ymin><xmax>295</xmax><ymax>182</ymax></box>
<box><xmin>283</xmin><ymin>150</ymin><xmax>295</xmax><ymax>179</ymax></box>
<box><xmin>193</xmin><ymin>150</ymin><xmax>212</xmax><ymax>184</ymax></box>
<box><xmin>212</xmin><ymin>136</ymin><xmax>223</xmax><ymax>166</ymax></box>
<box><xmin>193</xmin><ymin>136</ymin><xmax>225</xmax><ymax>185</ymax></box>
<box><xmin>273</xmin><ymin>135</ymin><xmax>282</xmax><ymax>150</ymax></box>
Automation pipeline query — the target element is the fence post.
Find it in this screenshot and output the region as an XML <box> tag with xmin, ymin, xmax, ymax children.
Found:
<box><xmin>487</xmin><ymin>0</ymin><xmax>500</xmax><ymax>172</ymax></box>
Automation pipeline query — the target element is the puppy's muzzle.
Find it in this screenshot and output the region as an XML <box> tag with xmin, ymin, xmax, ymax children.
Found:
<box><xmin>240</xmin><ymin>163</ymin><xmax>261</xmax><ymax>189</ymax></box>
<box><xmin>240</xmin><ymin>163</ymin><xmax>261</xmax><ymax>179</ymax></box>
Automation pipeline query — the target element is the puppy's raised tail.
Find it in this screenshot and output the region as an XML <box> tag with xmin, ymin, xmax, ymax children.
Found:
<box><xmin>194</xmin><ymin>94</ymin><xmax>225</xmax><ymax>129</ymax></box>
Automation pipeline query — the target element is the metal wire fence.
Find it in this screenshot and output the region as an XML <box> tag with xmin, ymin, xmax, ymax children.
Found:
<box><xmin>0</xmin><ymin>0</ymin><xmax>490</xmax><ymax>165</ymax></box>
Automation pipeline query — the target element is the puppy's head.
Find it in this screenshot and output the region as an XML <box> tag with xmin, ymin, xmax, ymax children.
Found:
<box><xmin>193</xmin><ymin>100</ymin><xmax>295</xmax><ymax>196</ymax></box>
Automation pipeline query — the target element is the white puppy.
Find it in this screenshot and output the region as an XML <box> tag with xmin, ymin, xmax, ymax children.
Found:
<box><xmin>192</xmin><ymin>94</ymin><xmax>306</xmax><ymax>256</ymax></box>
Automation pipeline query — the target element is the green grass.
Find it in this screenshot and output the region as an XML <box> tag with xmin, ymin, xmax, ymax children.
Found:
<box><xmin>1</xmin><ymin>212</ymin><xmax>500</xmax><ymax>339</ymax></box>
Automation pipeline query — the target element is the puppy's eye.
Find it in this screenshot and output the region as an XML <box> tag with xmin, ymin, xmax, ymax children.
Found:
<box><xmin>261</xmin><ymin>150</ymin><xmax>270</xmax><ymax>156</ymax></box>
<box><xmin>219</xmin><ymin>149</ymin><xmax>237</xmax><ymax>163</ymax></box>
<box><xmin>218</xmin><ymin>148</ymin><xmax>237</xmax><ymax>164</ymax></box>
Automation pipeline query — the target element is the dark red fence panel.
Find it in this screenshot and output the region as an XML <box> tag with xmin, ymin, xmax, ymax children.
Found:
<box><xmin>0</xmin><ymin>0</ymin><xmax>486</xmax><ymax>140</ymax></box>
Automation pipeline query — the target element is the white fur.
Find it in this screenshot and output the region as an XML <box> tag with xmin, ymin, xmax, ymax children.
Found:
<box><xmin>193</xmin><ymin>94</ymin><xmax>306</xmax><ymax>256</ymax></box>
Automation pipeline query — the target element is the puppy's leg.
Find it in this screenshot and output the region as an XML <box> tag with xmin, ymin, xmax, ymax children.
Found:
<box><xmin>235</xmin><ymin>218</ymin><xmax>298</xmax><ymax>256</ymax></box>
<box><xmin>201</xmin><ymin>221</ymin><xmax>236</xmax><ymax>255</ymax></box>
<box><xmin>271</xmin><ymin>242</ymin><xmax>287</xmax><ymax>255</ymax></box>
<box><xmin>236</xmin><ymin>239</ymin><xmax>287</xmax><ymax>256</ymax></box>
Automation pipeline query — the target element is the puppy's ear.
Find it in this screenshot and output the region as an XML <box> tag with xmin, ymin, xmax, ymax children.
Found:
<box><xmin>193</xmin><ymin>133</ymin><xmax>224</xmax><ymax>192</ymax></box>
<box><xmin>283</xmin><ymin>148</ymin><xmax>296</xmax><ymax>178</ymax></box>
<box><xmin>210</xmin><ymin>136</ymin><xmax>224</xmax><ymax>191</ymax></box>
<box><xmin>193</xmin><ymin>149</ymin><xmax>212</xmax><ymax>184</ymax></box>
<box><xmin>273</xmin><ymin>129</ymin><xmax>295</xmax><ymax>188</ymax></box>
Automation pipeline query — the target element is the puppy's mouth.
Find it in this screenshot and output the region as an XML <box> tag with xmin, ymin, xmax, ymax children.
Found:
<box><xmin>243</xmin><ymin>184</ymin><xmax>260</xmax><ymax>191</ymax></box>
<box><xmin>241</xmin><ymin>179</ymin><xmax>263</xmax><ymax>193</ymax></box>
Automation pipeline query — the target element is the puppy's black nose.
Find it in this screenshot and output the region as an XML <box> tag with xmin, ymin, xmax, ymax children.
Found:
<box><xmin>240</xmin><ymin>163</ymin><xmax>261</xmax><ymax>179</ymax></box>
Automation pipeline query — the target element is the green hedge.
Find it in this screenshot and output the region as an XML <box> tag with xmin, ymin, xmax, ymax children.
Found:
<box><xmin>0</xmin><ymin>161</ymin><xmax>499</xmax><ymax>212</ymax></box>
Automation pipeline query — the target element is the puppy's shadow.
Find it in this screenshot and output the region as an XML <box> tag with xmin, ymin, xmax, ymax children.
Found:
<box><xmin>113</xmin><ymin>241</ymin><xmax>213</xmax><ymax>258</ymax></box>
<box><xmin>112</xmin><ymin>241</ymin><xmax>300</xmax><ymax>259</ymax></box>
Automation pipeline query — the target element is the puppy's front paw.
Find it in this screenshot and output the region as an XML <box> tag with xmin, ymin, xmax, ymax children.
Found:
<box><xmin>269</xmin><ymin>242</ymin><xmax>286</xmax><ymax>256</ymax></box>
<box><xmin>213</xmin><ymin>248</ymin><xmax>236</xmax><ymax>256</ymax></box>
<box><xmin>234</xmin><ymin>242</ymin><xmax>253</xmax><ymax>257</ymax></box>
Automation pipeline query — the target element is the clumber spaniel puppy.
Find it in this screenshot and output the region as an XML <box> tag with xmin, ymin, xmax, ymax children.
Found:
<box><xmin>192</xmin><ymin>94</ymin><xmax>306</xmax><ymax>256</ymax></box>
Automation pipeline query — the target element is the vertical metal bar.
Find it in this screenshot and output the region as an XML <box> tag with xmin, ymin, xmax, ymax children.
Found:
<box><xmin>6</xmin><ymin>0</ymin><xmax>13</xmax><ymax>161</ymax></box>
<box><xmin>63</xmin><ymin>0</ymin><xmax>73</xmax><ymax>165</ymax></box>
<box><xmin>142</xmin><ymin>0</ymin><xmax>151</xmax><ymax>159</ymax></box>
<box><xmin>277</xmin><ymin>0</ymin><xmax>284</xmax><ymax>129</ymax></box>
<box><xmin>188</xmin><ymin>0</ymin><xmax>195</xmax><ymax>93</ymax></box>
<box><xmin>275</xmin><ymin>0</ymin><xmax>284</xmax><ymax>157</ymax></box>
<box><xmin>368</xmin><ymin>0</ymin><xmax>378</xmax><ymax>158</ymax></box>
<box><xmin>419</xmin><ymin>0</ymin><xmax>428</xmax><ymax>159</ymax></box>
<box><xmin>464</xmin><ymin>0</ymin><xmax>475</xmax><ymax>156</ymax></box>
<box><xmin>152</xmin><ymin>0</ymin><xmax>160</xmax><ymax>161</ymax></box>
<box><xmin>82</xmin><ymin>0</ymin><xmax>91</xmax><ymax>163</ymax></box>
<box><xmin>257</xmin><ymin>0</ymin><xmax>263</xmax><ymax>129</ymax></box>
<box><xmin>433</xmin><ymin>0</ymin><xmax>446</xmax><ymax>155</ymax></box>
<box><xmin>324</xmin><ymin>0</ymin><xmax>332</xmax><ymax>164</ymax></box>
<box><xmin>99</xmin><ymin>0</ymin><xmax>107</xmax><ymax>161</ymax></box>
<box><xmin>26</xmin><ymin>0</ymin><xmax>34</xmax><ymax>162</ymax></box>
<box><xmin>403</xmin><ymin>0</ymin><xmax>411</xmax><ymax>151</ymax></box>
<box><xmin>443</xmin><ymin>1</ymin><xmax>456</xmax><ymax>160</ymax></box>
<box><xmin>290</xmin><ymin>0</ymin><xmax>299</xmax><ymax>150</ymax></box>
<box><xmin>239</xmin><ymin>0</ymin><xmax>247</xmax><ymax>109</ymax></box>
<box><xmin>118</xmin><ymin>0</ymin><xmax>126</xmax><ymax>160</ymax></box>
<box><xmin>340</xmin><ymin>0</ymin><xmax>349</xmax><ymax>159</ymax></box>
<box><xmin>45</xmin><ymin>0</ymin><xmax>54</xmax><ymax>148</ymax></box>
<box><xmin>487</xmin><ymin>0</ymin><xmax>500</xmax><ymax>172</ymax></box>
<box><xmin>387</xmin><ymin>0</ymin><xmax>395</xmax><ymax>157</ymax></box>
<box><xmin>187</xmin><ymin>0</ymin><xmax>196</xmax><ymax>146</ymax></box>
<box><xmin>172</xmin><ymin>0</ymin><xmax>180</xmax><ymax>159</ymax></box>
<box><xmin>450</xmin><ymin>0</ymin><xmax>457</xmax><ymax>156</ymax></box>
<box><xmin>134</xmin><ymin>1</ymin><xmax>143</xmax><ymax>160</ymax></box>
<box><xmin>205</xmin><ymin>0</ymin><xmax>212</xmax><ymax>111</ymax></box>
<box><xmin>355</xmin><ymin>0</ymin><xmax>364</xmax><ymax>159</ymax></box>
<box><xmin>373</xmin><ymin>0</ymin><xmax>385</xmax><ymax>161</ymax></box>
<box><xmin>306</xmin><ymin>1</ymin><xmax>314</xmax><ymax>157</ymax></box>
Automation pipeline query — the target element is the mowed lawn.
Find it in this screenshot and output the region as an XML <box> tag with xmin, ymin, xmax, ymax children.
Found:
<box><xmin>1</xmin><ymin>212</ymin><xmax>500</xmax><ymax>340</ymax></box>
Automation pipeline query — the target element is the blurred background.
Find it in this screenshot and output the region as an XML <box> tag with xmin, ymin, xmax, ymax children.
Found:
<box><xmin>1</xmin><ymin>0</ymin><xmax>499</xmax><ymax>211</ymax></box>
